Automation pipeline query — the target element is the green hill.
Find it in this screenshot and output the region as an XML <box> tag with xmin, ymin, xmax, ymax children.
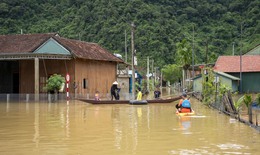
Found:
<box><xmin>0</xmin><ymin>0</ymin><xmax>259</xmax><ymax>68</ymax></box>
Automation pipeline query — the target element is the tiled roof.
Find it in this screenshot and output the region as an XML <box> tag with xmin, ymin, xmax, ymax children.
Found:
<box><xmin>0</xmin><ymin>33</ymin><xmax>123</xmax><ymax>62</ymax></box>
<box><xmin>0</xmin><ymin>33</ymin><xmax>57</xmax><ymax>53</ymax></box>
<box><xmin>53</xmin><ymin>36</ymin><xmax>123</xmax><ymax>62</ymax></box>
<box><xmin>214</xmin><ymin>55</ymin><xmax>260</xmax><ymax>72</ymax></box>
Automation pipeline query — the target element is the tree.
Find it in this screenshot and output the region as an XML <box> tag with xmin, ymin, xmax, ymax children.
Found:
<box><xmin>175</xmin><ymin>39</ymin><xmax>192</xmax><ymax>70</ymax></box>
<box><xmin>161</xmin><ymin>64</ymin><xmax>181</xmax><ymax>84</ymax></box>
<box><xmin>175</xmin><ymin>39</ymin><xmax>192</xmax><ymax>87</ymax></box>
<box><xmin>46</xmin><ymin>74</ymin><xmax>65</xmax><ymax>94</ymax></box>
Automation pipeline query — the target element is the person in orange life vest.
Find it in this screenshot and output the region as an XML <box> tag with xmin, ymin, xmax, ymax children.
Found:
<box><xmin>94</xmin><ymin>91</ymin><xmax>101</xmax><ymax>101</ymax></box>
<box><xmin>176</xmin><ymin>93</ymin><xmax>192</xmax><ymax>113</ymax></box>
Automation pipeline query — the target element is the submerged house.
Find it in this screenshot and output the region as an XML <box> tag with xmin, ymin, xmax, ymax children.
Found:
<box><xmin>245</xmin><ymin>44</ymin><xmax>260</xmax><ymax>55</ymax></box>
<box><xmin>214</xmin><ymin>55</ymin><xmax>260</xmax><ymax>93</ymax></box>
<box><xmin>192</xmin><ymin>71</ymin><xmax>240</xmax><ymax>93</ymax></box>
<box><xmin>0</xmin><ymin>33</ymin><xmax>123</xmax><ymax>100</ymax></box>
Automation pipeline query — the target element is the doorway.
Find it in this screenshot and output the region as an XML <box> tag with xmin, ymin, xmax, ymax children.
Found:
<box><xmin>13</xmin><ymin>73</ymin><xmax>19</xmax><ymax>93</ymax></box>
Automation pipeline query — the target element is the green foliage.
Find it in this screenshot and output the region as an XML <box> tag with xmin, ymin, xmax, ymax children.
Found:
<box><xmin>140</xmin><ymin>79</ymin><xmax>159</xmax><ymax>94</ymax></box>
<box><xmin>219</xmin><ymin>84</ymin><xmax>231</xmax><ymax>98</ymax></box>
<box><xmin>0</xmin><ymin>0</ymin><xmax>259</xmax><ymax>69</ymax></box>
<box><xmin>243</xmin><ymin>94</ymin><xmax>252</xmax><ymax>108</ymax></box>
<box><xmin>234</xmin><ymin>95</ymin><xmax>245</xmax><ymax>112</ymax></box>
<box><xmin>175</xmin><ymin>39</ymin><xmax>192</xmax><ymax>69</ymax></box>
<box><xmin>243</xmin><ymin>94</ymin><xmax>253</xmax><ymax>116</ymax></box>
<box><xmin>256</xmin><ymin>93</ymin><xmax>260</xmax><ymax>106</ymax></box>
<box><xmin>135</xmin><ymin>82</ymin><xmax>141</xmax><ymax>91</ymax></box>
<box><xmin>161</xmin><ymin>64</ymin><xmax>181</xmax><ymax>84</ymax></box>
<box><xmin>46</xmin><ymin>74</ymin><xmax>65</xmax><ymax>93</ymax></box>
<box><xmin>202</xmin><ymin>67</ymin><xmax>215</xmax><ymax>105</ymax></box>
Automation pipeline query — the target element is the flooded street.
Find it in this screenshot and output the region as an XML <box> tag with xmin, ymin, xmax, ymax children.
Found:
<box><xmin>0</xmin><ymin>99</ymin><xmax>260</xmax><ymax>155</ymax></box>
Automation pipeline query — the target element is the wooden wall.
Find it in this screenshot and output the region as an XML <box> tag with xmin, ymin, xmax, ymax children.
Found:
<box><xmin>20</xmin><ymin>60</ymin><xmax>34</xmax><ymax>93</ymax></box>
<box><xmin>19</xmin><ymin>59</ymin><xmax>75</xmax><ymax>94</ymax></box>
<box><xmin>19</xmin><ymin>58</ymin><xmax>117</xmax><ymax>96</ymax></box>
<box><xmin>75</xmin><ymin>59</ymin><xmax>117</xmax><ymax>96</ymax></box>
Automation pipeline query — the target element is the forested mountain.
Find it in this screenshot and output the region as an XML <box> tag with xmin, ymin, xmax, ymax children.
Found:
<box><xmin>0</xmin><ymin>0</ymin><xmax>259</xmax><ymax>68</ymax></box>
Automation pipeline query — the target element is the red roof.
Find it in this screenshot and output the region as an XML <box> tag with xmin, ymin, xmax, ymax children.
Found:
<box><xmin>0</xmin><ymin>33</ymin><xmax>56</xmax><ymax>53</ymax></box>
<box><xmin>53</xmin><ymin>36</ymin><xmax>122</xmax><ymax>62</ymax></box>
<box><xmin>0</xmin><ymin>33</ymin><xmax>123</xmax><ymax>62</ymax></box>
<box><xmin>214</xmin><ymin>55</ymin><xmax>260</xmax><ymax>72</ymax></box>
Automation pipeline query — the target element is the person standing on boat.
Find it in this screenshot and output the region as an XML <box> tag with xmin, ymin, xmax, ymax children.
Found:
<box><xmin>176</xmin><ymin>93</ymin><xmax>192</xmax><ymax>113</ymax></box>
<box><xmin>111</xmin><ymin>81</ymin><xmax>119</xmax><ymax>100</ymax></box>
<box><xmin>136</xmin><ymin>88</ymin><xmax>142</xmax><ymax>100</ymax></box>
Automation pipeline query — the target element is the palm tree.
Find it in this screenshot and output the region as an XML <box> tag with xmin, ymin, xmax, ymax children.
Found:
<box><xmin>243</xmin><ymin>94</ymin><xmax>253</xmax><ymax>124</ymax></box>
<box><xmin>175</xmin><ymin>39</ymin><xmax>192</xmax><ymax>88</ymax></box>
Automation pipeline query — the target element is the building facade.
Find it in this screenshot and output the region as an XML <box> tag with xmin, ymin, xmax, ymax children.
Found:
<box><xmin>0</xmin><ymin>33</ymin><xmax>124</xmax><ymax>100</ymax></box>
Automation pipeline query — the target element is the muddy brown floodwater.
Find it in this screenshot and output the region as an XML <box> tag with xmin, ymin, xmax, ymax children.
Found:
<box><xmin>0</xmin><ymin>98</ymin><xmax>259</xmax><ymax>155</ymax></box>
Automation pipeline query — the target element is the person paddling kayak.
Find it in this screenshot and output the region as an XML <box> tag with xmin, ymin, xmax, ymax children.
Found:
<box><xmin>176</xmin><ymin>93</ymin><xmax>192</xmax><ymax>113</ymax></box>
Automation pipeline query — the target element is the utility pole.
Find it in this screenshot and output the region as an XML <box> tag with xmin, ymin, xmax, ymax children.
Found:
<box><xmin>160</xmin><ymin>72</ymin><xmax>162</xmax><ymax>88</ymax></box>
<box><xmin>232</xmin><ymin>42</ymin><xmax>235</xmax><ymax>56</ymax></box>
<box><xmin>125</xmin><ymin>30</ymin><xmax>127</xmax><ymax>63</ymax></box>
<box><xmin>192</xmin><ymin>24</ymin><xmax>195</xmax><ymax>78</ymax></box>
<box><xmin>240</xmin><ymin>23</ymin><xmax>243</xmax><ymax>93</ymax></box>
<box><xmin>131</xmin><ymin>22</ymin><xmax>136</xmax><ymax>100</ymax></box>
<box><xmin>151</xmin><ymin>59</ymin><xmax>154</xmax><ymax>90</ymax></box>
<box><xmin>205</xmin><ymin>38</ymin><xmax>208</xmax><ymax>65</ymax></box>
<box><xmin>154</xmin><ymin>67</ymin><xmax>157</xmax><ymax>84</ymax></box>
<box><xmin>147</xmin><ymin>57</ymin><xmax>149</xmax><ymax>92</ymax></box>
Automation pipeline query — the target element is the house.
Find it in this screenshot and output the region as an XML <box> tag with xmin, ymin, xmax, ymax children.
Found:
<box><xmin>192</xmin><ymin>71</ymin><xmax>240</xmax><ymax>93</ymax></box>
<box><xmin>0</xmin><ymin>33</ymin><xmax>124</xmax><ymax>100</ymax></box>
<box><xmin>214</xmin><ymin>55</ymin><xmax>260</xmax><ymax>93</ymax></box>
<box><xmin>245</xmin><ymin>44</ymin><xmax>260</xmax><ymax>55</ymax></box>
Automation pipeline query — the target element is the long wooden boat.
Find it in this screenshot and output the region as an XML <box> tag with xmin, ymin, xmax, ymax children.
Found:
<box><xmin>77</xmin><ymin>96</ymin><xmax>181</xmax><ymax>104</ymax></box>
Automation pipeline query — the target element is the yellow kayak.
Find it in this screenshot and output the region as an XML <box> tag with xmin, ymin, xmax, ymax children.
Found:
<box><xmin>176</xmin><ymin>110</ymin><xmax>195</xmax><ymax>116</ymax></box>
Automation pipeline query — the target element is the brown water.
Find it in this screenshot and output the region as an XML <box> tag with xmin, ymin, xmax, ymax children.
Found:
<box><xmin>0</xmin><ymin>99</ymin><xmax>259</xmax><ymax>155</ymax></box>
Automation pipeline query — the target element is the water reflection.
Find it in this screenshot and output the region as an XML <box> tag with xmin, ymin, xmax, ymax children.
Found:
<box><xmin>0</xmin><ymin>100</ymin><xmax>260</xmax><ymax>154</ymax></box>
<box><xmin>33</xmin><ymin>102</ymin><xmax>39</xmax><ymax>148</ymax></box>
<box><xmin>178</xmin><ymin>116</ymin><xmax>191</xmax><ymax>132</ymax></box>
<box><xmin>111</xmin><ymin>106</ymin><xmax>122</xmax><ymax>150</ymax></box>
<box><xmin>66</xmin><ymin>101</ymin><xmax>70</xmax><ymax>138</ymax></box>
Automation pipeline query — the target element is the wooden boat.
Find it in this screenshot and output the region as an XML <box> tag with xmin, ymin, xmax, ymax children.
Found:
<box><xmin>77</xmin><ymin>96</ymin><xmax>181</xmax><ymax>104</ymax></box>
<box><xmin>129</xmin><ymin>100</ymin><xmax>148</xmax><ymax>105</ymax></box>
<box><xmin>147</xmin><ymin>96</ymin><xmax>181</xmax><ymax>103</ymax></box>
<box><xmin>176</xmin><ymin>110</ymin><xmax>195</xmax><ymax>116</ymax></box>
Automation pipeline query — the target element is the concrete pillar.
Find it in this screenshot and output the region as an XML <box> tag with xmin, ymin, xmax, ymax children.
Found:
<box><xmin>7</xmin><ymin>94</ymin><xmax>10</xmax><ymax>102</ymax></box>
<box><xmin>34</xmin><ymin>58</ymin><xmax>39</xmax><ymax>101</ymax></box>
<box><xmin>26</xmin><ymin>94</ymin><xmax>30</xmax><ymax>102</ymax></box>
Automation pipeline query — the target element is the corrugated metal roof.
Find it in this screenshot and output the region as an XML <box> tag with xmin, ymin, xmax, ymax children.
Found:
<box><xmin>216</xmin><ymin>71</ymin><xmax>240</xmax><ymax>80</ymax></box>
<box><xmin>245</xmin><ymin>44</ymin><xmax>260</xmax><ymax>55</ymax></box>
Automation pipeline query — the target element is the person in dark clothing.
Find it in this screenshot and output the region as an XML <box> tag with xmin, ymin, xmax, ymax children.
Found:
<box><xmin>154</xmin><ymin>88</ymin><xmax>161</xmax><ymax>99</ymax></box>
<box><xmin>111</xmin><ymin>81</ymin><xmax>119</xmax><ymax>100</ymax></box>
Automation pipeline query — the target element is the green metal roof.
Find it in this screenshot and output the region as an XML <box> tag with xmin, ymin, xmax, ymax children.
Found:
<box><xmin>215</xmin><ymin>71</ymin><xmax>240</xmax><ymax>80</ymax></box>
<box><xmin>245</xmin><ymin>44</ymin><xmax>260</xmax><ymax>55</ymax></box>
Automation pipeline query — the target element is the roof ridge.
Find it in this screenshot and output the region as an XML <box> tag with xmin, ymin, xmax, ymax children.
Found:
<box><xmin>0</xmin><ymin>33</ymin><xmax>57</xmax><ymax>37</ymax></box>
<box><xmin>54</xmin><ymin>36</ymin><xmax>97</xmax><ymax>45</ymax></box>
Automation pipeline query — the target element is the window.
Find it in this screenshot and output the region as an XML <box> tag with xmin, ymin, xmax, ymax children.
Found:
<box><xmin>83</xmin><ymin>78</ymin><xmax>88</xmax><ymax>89</ymax></box>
